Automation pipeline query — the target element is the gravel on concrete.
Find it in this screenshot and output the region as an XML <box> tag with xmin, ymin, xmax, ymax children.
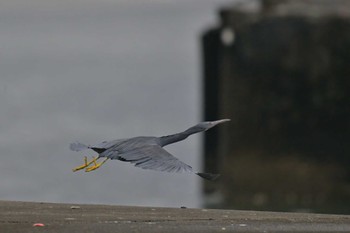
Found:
<box><xmin>1</xmin><ymin>200</ymin><xmax>350</xmax><ymax>233</ymax></box>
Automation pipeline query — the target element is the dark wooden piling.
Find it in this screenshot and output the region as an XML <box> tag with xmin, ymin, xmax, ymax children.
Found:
<box><xmin>202</xmin><ymin>0</ymin><xmax>350</xmax><ymax>213</ymax></box>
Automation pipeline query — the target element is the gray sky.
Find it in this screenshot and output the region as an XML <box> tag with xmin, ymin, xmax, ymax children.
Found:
<box><xmin>0</xmin><ymin>0</ymin><xmax>233</xmax><ymax>207</ymax></box>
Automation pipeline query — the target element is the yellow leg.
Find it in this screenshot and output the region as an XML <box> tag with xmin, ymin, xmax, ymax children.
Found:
<box><xmin>85</xmin><ymin>157</ymin><xmax>109</xmax><ymax>172</ymax></box>
<box><xmin>72</xmin><ymin>156</ymin><xmax>97</xmax><ymax>172</ymax></box>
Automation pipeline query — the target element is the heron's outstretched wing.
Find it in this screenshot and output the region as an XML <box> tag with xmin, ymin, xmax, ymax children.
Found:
<box><xmin>105</xmin><ymin>145</ymin><xmax>193</xmax><ymax>173</ymax></box>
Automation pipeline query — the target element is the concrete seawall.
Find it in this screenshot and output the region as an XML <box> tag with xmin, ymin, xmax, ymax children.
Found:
<box><xmin>1</xmin><ymin>200</ymin><xmax>349</xmax><ymax>232</ymax></box>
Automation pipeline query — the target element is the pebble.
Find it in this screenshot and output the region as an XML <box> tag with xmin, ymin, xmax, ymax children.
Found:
<box><xmin>33</xmin><ymin>223</ymin><xmax>45</xmax><ymax>227</ymax></box>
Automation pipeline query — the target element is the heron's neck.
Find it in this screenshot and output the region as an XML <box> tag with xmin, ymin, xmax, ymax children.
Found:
<box><xmin>159</xmin><ymin>126</ymin><xmax>203</xmax><ymax>147</ymax></box>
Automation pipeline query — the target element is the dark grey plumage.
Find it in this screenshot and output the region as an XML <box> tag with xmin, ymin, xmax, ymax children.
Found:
<box><xmin>71</xmin><ymin>119</ymin><xmax>230</xmax><ymax>180</ymax></box>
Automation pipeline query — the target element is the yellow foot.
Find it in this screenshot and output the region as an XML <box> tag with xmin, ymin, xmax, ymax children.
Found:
<box><xmin>85</xmin><ymin>158</ymin><xmax>108</xmax><ymax>172</ymax></box>
<box><xmin>72</xmin><ymin>156</ymin><xmax>97</xmax><ymax>172</ymax></box>
<box><xmin>85</xmin><ymin>165</ymin><xmax>99</xmax><ymax>172</ymax></box>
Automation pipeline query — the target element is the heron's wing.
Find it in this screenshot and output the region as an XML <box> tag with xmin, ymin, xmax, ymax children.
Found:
<box><xmin>106</xmin><ymin>145</ymin><xmax>193</xmax><ymax>173</ymax></box>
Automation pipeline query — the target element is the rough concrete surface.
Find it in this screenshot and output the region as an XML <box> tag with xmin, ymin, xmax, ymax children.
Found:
<box><xmin>1</xmin><ymin>200</ymin><xmax>350</xmax><ymax>232</ymax></box>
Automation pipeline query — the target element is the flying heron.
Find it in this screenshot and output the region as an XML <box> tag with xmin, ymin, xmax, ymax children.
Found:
<box><xmin>71</xmin><ymin>119</ymin><xmax>230</xmax><ymax>181</ymax></box>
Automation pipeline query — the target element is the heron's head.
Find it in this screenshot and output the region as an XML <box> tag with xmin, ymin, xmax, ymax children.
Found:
<box><xmin>193</xmin><ymin>119</ymin><xmax>231</xmax><ymax>132</ymax></box>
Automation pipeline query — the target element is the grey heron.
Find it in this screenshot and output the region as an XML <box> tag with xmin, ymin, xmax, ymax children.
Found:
<box><xmin>71</xmin><ymin>119</ymin><xmax>230</xmax><ymax>181</ymax></box>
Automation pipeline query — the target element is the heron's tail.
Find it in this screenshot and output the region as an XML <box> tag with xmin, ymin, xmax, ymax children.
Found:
<box><xmin>70</xmin><ymin>141</ymin><xmax>90</xmax><ymax>152</ymax></box>
<box><xmin>196</xmin><ymin>172</ymin><xmax>220</xmax><ymax>181</ymax></box>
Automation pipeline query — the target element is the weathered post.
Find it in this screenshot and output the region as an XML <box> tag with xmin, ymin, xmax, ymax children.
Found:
<box><xmin>202</xmin><ymin>0</ymin><xmax>350</xmax><ymax>213</ymax></box>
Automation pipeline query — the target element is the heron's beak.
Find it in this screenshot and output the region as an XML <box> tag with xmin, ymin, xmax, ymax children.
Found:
<box><xmin>210</xmin><ymin>119</ymin><xmax>231</xmax><ymax>125</ymax></box>
<box><xmin>205</xmin><ymin>119</ymin><xmax>231</xmax><ymax>130</ymax></box>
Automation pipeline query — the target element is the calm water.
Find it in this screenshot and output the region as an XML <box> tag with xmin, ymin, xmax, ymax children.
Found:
<box><xmin>0</xmin><ymin>0</ymin><xmax>232</xmax><ymax>207</ymax></box>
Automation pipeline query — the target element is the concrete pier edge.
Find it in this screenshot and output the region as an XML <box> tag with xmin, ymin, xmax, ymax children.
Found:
<box><xmin>1</xmin><ymin>200</ymin><xmax>350</xmax><ymax>232</ymax></box>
